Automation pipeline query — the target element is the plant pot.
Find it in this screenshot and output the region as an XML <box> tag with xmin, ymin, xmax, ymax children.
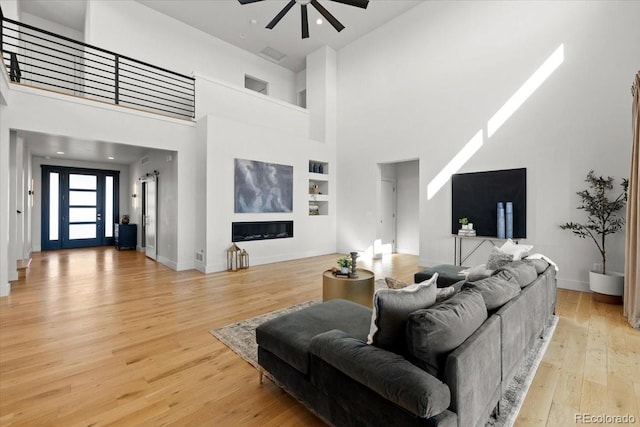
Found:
<box><xmin>589</xmin><ymin>270</ymin><xmax>624</xmax><ymax>304</ymax></box>
<box><xmin>340</xmin><ymin>267</ymin><xmax>349</xmax><ymax>274</ymax></box>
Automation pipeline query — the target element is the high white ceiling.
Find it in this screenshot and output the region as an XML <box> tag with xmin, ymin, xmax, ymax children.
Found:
<box><xmin>15</xmin><ymin>0</ymin><xmax>420</xmax><ymax>163</ymax></box>
<box><xmin>20</xmin><ymin>0</ymin><xmax>421</xmax><ymax>72</ymax></box>
<box><xmin>138</xmin><ymin>0</ymin><xmax>421</xmax><ymax>72</ymax></box>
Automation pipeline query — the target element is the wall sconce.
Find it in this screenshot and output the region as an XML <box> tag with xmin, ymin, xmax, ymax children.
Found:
<box><xmin>131</xmin><ymin>193</ymin><xmax>137</xmax><ymax>198</ymax></box>
<box><xmin>28</xmin><ymin>179</ymin><xmax>35</xmax><ymax>208</ymax></box>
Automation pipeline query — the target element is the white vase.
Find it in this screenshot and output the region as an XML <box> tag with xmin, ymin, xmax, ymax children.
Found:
<box><xmin>340</xmin><ymin>267</ymin><xmax>349</xmax><ymax>274</ymax></box>
<box><xmin>589</xmin><ymin>270</ymin><xmax>624</xmax><ymax>303</ymax></box>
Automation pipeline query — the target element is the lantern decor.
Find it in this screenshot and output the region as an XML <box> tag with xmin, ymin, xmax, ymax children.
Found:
<box><xmin>227</xmin><ymin>243</ymin><xmax>240</xmax><ymax>272</ymax></box>
<box><xmin>239</xmin><ymin>249</ymin><xmax>250</xmax><ymax>269</ymax></box>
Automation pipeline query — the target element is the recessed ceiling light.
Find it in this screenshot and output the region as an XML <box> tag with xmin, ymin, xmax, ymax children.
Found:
<box><xmin>108</xmin><ymin>156</ymin><xmax>115</xmax><ymax>160</ymax></box>
<box><xmin>316</xmin><ymin>18</ymin><xmax>323</xmax><ymax>25</ymax></box>
<box><xmin>250</xmin><ymin>18</ymin><xmax>258</xmax><ymax>25</ymax></box>
<box><xmin>56</xmin><ymin>151</ymin><xmax>64</xmax><ymax>155</ymax></box>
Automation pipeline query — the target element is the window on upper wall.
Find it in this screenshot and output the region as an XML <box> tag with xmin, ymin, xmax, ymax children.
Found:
<box><xmin>244</xmin><ymin>75</ymin><xmax>269</xmax><ymax>95</ymax></box>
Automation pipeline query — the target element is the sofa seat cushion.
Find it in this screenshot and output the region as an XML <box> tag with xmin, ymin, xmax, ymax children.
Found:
<box><xmin>310</xmin><ymin>330</ymin><xmax>451</xmax><ymax>419</ymax></box>
<box><xmin>414</xmin><ymin>264</ymin><xmax>467</xmax><ymax>287</ymax></box>
<box><xmin>462</xmin><ymin>270</ymin><xmax>521</xmax><ymax>311</ymax></box>
<box><xmin>406</xmin><ymin>289</ymin><xmax>487</xmax><ymax>379</ymax></box>
<box><xmin>256</xmin><ymin>299</ymin><xmax>372</xmax><ymax>375</ymax></box>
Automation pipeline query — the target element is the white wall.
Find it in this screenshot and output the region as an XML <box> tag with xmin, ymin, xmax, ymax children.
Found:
<box><xmin>20</xmin><ymin>12</ymin><xmax>83</xmax><ymax>41</ymax></box>
<box><xmin>396</xmin><ymin>160</ymin><xmax>419</xmax><ymax>255</ymax></box>
<box><xmin>336</xmin><ymin>1</ymin><xmax>640</xmax><ymax>291</ymax></box>
<box><xmin>84</xmin><ymin>0</ymin><xmax>297</xmax><ymax>106</ymax></box>
<box><xmin>198</xmin><ymin>114</ymin><xmax>336</xmax><ymax>273</ymax></box>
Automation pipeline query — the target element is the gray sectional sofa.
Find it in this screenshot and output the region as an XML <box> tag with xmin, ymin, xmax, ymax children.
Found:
<box><xmin>256</xmin><ymin>260</ymin><xmax>557</xmax><ymax>427</ymax></box>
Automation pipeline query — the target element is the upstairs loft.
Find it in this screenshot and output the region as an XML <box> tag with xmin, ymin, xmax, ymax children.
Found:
<box><xmin>1</xmin><ymin>6</ymin><xmax>196</xmax><ymax>120</ymax></box>
<box><xmin>1</xmin><ymin>3</ymin><xmax>334</xmax><ymax>145</ymax></box>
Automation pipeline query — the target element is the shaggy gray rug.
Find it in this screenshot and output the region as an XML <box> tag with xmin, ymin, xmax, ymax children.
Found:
<box><xmin>210</xmin><ymin>301</ymin><xmax>558</xmax><ymax>427</ymax></box>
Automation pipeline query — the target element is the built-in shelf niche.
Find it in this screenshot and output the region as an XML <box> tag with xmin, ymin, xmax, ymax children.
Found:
<box><xmin>308</xmin><ymin>160</ymin><xmax>330</xmax><ymax>216</ymax></box>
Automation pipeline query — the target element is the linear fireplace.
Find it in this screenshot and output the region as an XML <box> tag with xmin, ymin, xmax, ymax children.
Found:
<box><xmin>232</xmin><ymin>221</ymin><xmax>294</xmax><ymax>242</ymax></box>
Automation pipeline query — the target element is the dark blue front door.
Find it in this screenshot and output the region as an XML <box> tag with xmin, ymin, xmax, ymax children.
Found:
<box><xmin>42</xmin><ymin>166</ymin><xmax>119</xmax><ymax>250</ymax></box>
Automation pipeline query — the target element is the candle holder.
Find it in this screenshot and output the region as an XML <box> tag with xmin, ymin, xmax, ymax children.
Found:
<box><xmin>349</xmin><ymin>251</ymin><xmax>359</xmax><ymax>278</ymax></box>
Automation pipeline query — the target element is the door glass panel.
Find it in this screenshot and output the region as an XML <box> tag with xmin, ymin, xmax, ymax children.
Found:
<box><xmin>69</xmin><ymin>174</ymin><xmax>97</xmax><ymax>190</ymax></box>
<box><xmin>69</xmin><ymin>207</ymin><xmax>96</xmax><ymax>223</ymax></box>
<box><xmin>49</xmin><ymin>172</ymin><xmax>59</xmax><ymax>240</ymax></box>
<box><xmin>105</xmin><ymin>176</ymin><xmax>113</xmax><ymax>238</ymax></box>
<box><xmin>69</xmin><ymin>224</ymin><xmax>96</xmax><ymax>240</ymax></box>
<box><xmin>69</xmin><ymin>190</ymin><xmax>97</xmax><ymax>206</ymax></box>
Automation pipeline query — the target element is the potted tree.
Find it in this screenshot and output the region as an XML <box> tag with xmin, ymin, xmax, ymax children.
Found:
<box><xmin>560</xmin><ymin>170</ymin><xmax>628</xmax><ymax>303</ymax></box>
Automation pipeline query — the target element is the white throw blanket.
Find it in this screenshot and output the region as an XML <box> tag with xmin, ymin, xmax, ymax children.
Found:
<box><xmin>525</xmin><ymin>253</ymin><xmax>559</xmax><ymax>272</ymax></box>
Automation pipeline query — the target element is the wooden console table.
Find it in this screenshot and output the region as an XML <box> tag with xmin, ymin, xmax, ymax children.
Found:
<box><xmin>322</xmin><ymin>268</ymin><xmax>375</xmax><ymax>308</ymax></box>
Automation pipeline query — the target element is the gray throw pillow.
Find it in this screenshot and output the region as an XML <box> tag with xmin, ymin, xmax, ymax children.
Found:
<box><xmin>462</xmin><ymin>270</ymin><xmax>520</xmax><ymax>310</ymax></box>
<box><xmin>486</xmin><ymin>247</ymin><xmax>513</xmax><ymax>270</ymax></box>
<box><xmin>494</xmin><ymin>260</ymin><xmax>538</xmax><ymax>288</ymax></box>
<box><xmin>406</xmin><ymin>289</ymin><xmax>487</xmax><ymax>379</ymax></box>
<box><xmin>368</xmin><ymin>274</ymin><xmax>438</xmax><ymax>354</ymax></box>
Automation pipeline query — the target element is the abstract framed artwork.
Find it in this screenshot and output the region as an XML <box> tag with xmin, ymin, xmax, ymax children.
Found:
<box><xmin>234</xmin><ymin>158</ymin><xmax>293</xmax><ymax>213</ymax></box>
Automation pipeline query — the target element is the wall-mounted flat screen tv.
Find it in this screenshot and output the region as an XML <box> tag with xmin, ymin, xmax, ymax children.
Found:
<box><xmin>451</xmin><ymin>168</ymin><xmax>526</xmax><ymax>238</ymax></box>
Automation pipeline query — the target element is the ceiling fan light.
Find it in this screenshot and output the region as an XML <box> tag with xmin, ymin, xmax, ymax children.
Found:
<box><xmin>316</xmin><ymin>18</ymin><xmax>323</xmax><ymax>25</ymax></box>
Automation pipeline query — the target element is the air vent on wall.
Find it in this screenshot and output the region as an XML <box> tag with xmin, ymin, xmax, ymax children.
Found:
<box><xmin>259</xmin><ymin>46</ymin><xmax>287</xmax><ymax>63</ymax></box>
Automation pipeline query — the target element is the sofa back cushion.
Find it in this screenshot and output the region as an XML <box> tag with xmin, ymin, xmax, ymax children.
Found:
<box><xmin>494</xmin><ymin>260</ymin><xmax>538</xmax><ymax>288</ymax></box>
<box><xmin>367</xmin><ymin>274</ymin><xmax>438</xmax><ymax>354</ymax></box>
<box><xmin>462</xmin><ymin>270</ymin><xmax>521</xmax><ymax>311</ymax></box>
<box><xmin>524</xmin><ymin>258</ymin><xmax>550</xmax><ymax>274</ymax></box>
<box><xmin>406</xmin><ymin>289</ymin><xmax>487</xmax><ymax>379</ymax></box>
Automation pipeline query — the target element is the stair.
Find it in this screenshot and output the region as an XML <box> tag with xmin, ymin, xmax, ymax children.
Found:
<box><xmin>17</xmin><ymin>258</ymin><xmax>31</xmax><ymax>279</ymax></box>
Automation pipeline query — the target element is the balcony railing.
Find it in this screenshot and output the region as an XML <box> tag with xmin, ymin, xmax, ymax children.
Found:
<box><xmin>0</xmin><ymin>8</ymin><xmax>195</xmax><ymax>119</ymax></box>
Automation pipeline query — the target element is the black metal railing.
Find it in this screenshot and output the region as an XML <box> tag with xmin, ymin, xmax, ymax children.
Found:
<box><xmin>0</xmin><ymin>9</ymin><xmax>195</xmax><ymax>119</ymax></box>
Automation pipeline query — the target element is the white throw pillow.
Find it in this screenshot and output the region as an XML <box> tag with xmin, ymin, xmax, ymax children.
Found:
<box><xmin>499</xmin><ymin>239</ymin><xmax>533</xmax><ymax>261</ymax></box>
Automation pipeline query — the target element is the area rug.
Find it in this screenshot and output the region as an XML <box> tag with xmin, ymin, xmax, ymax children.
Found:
<box><xmin>210</xmin><ymin>302</ymin><xmax>558</xmax><ymax>427</ymax></box>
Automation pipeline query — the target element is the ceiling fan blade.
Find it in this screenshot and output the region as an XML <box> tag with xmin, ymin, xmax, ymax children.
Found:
<box><xmin>266</xmin><ymin>0</ymin><xmax>296</xmax><ymax>29</ymax></box>
<box><xmin>301</xmin><ymin>4</ymin><xmax>309</xmax><ymax>39</ymax></box>
<box><xmin>238</xmin><ymin>0</ymin><xmax>265</xmax><ymax>4</ymax></box>
<box><xmin>328</xmin><ymin>0</ymin><xmax>369</xmax><ymax>9</ymax></box>
<box><xmin>311</xmin><ymin>0</ymin><xmax>345</xmax><ymax>32</ymax></box>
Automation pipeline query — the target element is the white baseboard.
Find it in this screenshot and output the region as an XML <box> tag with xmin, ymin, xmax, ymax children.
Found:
<box><xmin>396</xmin><ymin>247</ymin><xmax>419</xmax><ymax>256</ymax></box>
<box><xmin>556</xmin><ymin>278</ymin><xmax>589</xmax><ymax>292</ymax></box>
<box><xmin>157</xmin><ymin>255</ymin><xmax>177</xmax><ymax>271</ymax></box>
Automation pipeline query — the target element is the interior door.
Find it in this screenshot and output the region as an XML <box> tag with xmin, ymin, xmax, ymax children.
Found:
<box><xmin>144</xmin><ymin>178</ymin><xmax>157</xmax><ymax>260</ymax></box>
<box><xmin>380</xmin><ymin>179</ymin><xmax>397</xmax><ymax>254</ymax></box>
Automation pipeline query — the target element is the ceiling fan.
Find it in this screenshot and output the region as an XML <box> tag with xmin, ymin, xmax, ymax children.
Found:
<box><xmin>238</xmin><ymin>0</ymin><xmax>369</xmax><ymax>39</ymax></box>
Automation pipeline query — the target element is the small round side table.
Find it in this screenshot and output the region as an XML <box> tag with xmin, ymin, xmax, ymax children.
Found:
<box><xmin>322</xmin><ymin>268</ymin><xmax>375</xmax><ymax>308</ymax></box>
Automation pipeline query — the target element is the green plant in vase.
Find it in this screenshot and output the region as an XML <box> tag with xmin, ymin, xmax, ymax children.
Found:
<box><xmin>337</xmin><ymin>256</ymin><xmax>352</xmax><ymax>274</ymax></box>
<box><xmin>560</xmin><ymin>170</ymin><xmax>628</xmax><ymax>302</ymax></box>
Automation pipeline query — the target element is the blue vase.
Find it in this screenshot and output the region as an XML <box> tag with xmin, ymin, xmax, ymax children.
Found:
<box><xmin>497</xmin><ymin>202</ymin><xmax>505</xmax><ymax>239</ymax></box>
<box><xmin>505</xmin><ymin>202</ymin><xmax>513</xmax><ymax>239</ymax></box>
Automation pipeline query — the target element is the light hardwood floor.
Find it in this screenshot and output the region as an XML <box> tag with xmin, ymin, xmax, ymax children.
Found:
<box><xmin>0</xmin><ymin>248</ymin><xmax>638</xmax><ymax>426</ymax></box>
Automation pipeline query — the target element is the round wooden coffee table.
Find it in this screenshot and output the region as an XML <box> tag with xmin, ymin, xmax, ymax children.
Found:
<box><xmin>322</xmin><ymin>268</ymin><xmax>375</xmax><ymax>308</ymax></box>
